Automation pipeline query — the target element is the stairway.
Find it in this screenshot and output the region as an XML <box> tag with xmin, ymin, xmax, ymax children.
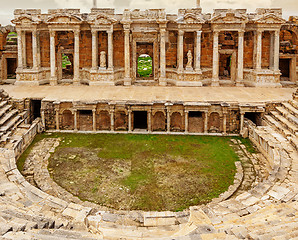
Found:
<box><xmin>263</xmin><ymin>99</ymin><xmax>298</xmax><ymax>151</ymax></box>
<box><xmin>0</xmin><ymin>94</ymin><xmax>28</xmax><ymax>148</ymax></box>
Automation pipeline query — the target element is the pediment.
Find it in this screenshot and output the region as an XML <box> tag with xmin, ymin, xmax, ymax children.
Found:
<box><xmin>88</xmin><ymin>14</ymin><xmax>117</xmax><ymax>25</ymax></box>
<box><xmin>182</xmin><ymin>13</ymin><xmax>204</xmax><ymax>24</ymax></box>
<box><xmin>12</xmin><ymin>15</ymin><xmax>41</xmax><ymax>25</ymax></box>
<box><xmin>211</xmin><ymin>12</ymin><xmax>247</xmax><ymax>24</ymax></box>
<box><xmin>46</xmin><ymin>14</ymin><xmax>83</xmax><ymax>24</ymax></box>
<box><xmin>254</xmin><ymin>14</ymin><xmax>286</xmax><ymax>24</ymax></box>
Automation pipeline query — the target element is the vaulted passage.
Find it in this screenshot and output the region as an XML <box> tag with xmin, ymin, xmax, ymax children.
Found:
<box><xmin>7</xmin><ymin>58</ymin><xmax>17</xmax><ymax>79</ymax></box>
<box><xmin>280</xmin><ymin>59</ymin><xmax>290</xmax><ymax>79</ymax></box>
<box><xmin>133</xmin><ymin>111</ymin><xmax>147</xmax><ymax>130</ymax></box>
<box><xmin>244</xmin><ymin>112</ymin><xmax>262</xmax><ymax>126</ymax></box>
<box><xmin>31</xmin><ymin>100</ymin><xmax>41</xmax><ymax>121</ymax></box>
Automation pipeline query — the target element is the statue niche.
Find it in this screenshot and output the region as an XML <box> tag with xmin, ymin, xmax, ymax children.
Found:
<box><xmin>100</xmin><ymin>51</ymin><xmax>107</xmax><ymax>69</ymax></box>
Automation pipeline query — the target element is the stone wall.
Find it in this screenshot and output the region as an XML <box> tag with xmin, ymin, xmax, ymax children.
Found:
<box><xmin>80</xmin><ymin>31</ymin><xmax>92</xmax><ymax>69</ymax></box>
<box><xmin>40</xmin><ymin>31</ymin><xmax>50</xmax><ymax>68</ymax></box>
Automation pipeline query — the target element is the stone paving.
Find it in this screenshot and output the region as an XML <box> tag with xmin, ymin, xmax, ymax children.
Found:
<box><xmin>1</xmin><ymin>85</ymin><xmax>295</xmax><ymax>103</ymax></box>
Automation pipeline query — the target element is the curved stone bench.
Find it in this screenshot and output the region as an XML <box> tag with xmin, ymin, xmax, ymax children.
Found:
<box><xmin>0</xmin><ymin>100</ymin><xmax>297</xmax><ymax>239</ymax></box>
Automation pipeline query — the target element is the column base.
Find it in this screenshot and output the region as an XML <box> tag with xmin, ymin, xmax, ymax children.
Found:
<box><xmin>124</xmin><ymin>78</ymin><xmax>132</xmax><ymax>86</ymax></box>
<box><xmin>73</xmin><ymin>78</ymin><xmax>80</xmax><ymax>86</ymax></box>
<box><xmin>50</xmin><ymin>77</ymin><xmax>58</xmax><ymax>86</ymax></box>
<box><xmin>236</xmin><ymin>81</ymin><xmax>244</xmax><ymax>87</ymax></box>
<box><xmin>159</xmin><ymin>77</ymin><xmax>167</xmax><ymax>86</ymax></box>
<box><xmin>211</xmin><ymin>79</ymin><xmax>219</xmax><ymax>87</ymax></box>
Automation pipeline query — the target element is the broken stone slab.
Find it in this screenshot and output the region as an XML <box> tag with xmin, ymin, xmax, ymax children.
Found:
<box><xmin>143</xmin><ymin>211</ymin><xmax>177</xmax><ymax>227</ymax></box>
<box><xmin>267</xmin><ymin>185</ymin><xmax>291</xmax><ymax>200</ymax></box>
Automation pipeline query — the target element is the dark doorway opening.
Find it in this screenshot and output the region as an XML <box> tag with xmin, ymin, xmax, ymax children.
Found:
<box><xmin>219</xmin><ymin>55</ymin><xmax>232</xmax><ymax>79</ymax></box>
<box><xmin>244</xmin><ymin>112</ymin><xmax>262</xmax><ymax>126</ymax></box>
<box><xmin>79</xmin><ymin>110</ymin><xmax>93</xmax><ymax>131</ymax></box>
<box><xmin>279</xmin><ymin>59</ymin><xmax>290</xmax><ymax>80</ymax></box>
<box><xmin>133</xmin><ymin>111</ymin><xmax>147</xmax><ymax>130</ymax></box>
<box><xmin>188</xmin><ymin>111</ymin><xmax>204</xmax><ymax>133</ymax></box>
<box><xmin>7</xmin><ymin>58</ymin><xmax>17</xmax><ymax>79</ymax></box>
<box><xmin>31</xmin><ymin>100</ymin><xmax>41</xmax><ymax>120</ymax></box>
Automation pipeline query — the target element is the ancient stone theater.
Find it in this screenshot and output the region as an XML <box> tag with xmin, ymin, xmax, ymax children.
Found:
<box><xmin>0</xmin><ymin>0</ymin><xmax>297</xmax><ymax>238</ymax></box>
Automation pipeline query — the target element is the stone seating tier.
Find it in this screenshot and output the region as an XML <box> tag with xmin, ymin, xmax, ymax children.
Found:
<box><xmin>0</xmin><ymin>90</ymin><xmax>297</xmax><ymax>239</ymax></box>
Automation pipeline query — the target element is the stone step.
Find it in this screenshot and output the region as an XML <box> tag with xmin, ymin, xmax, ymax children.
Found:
<box><xmin>0</xmin><ymin>114</ymin><xmax>21</xmax><ymax>133</ymax></box>
<box><xmin>263</xmin><ymin>115</ymin><xmax>292</xmax><ymax>138</ymax></box>
<box><xmin>289</xmin><ymin>136</ymin><xmax>298</xmax><ymax>151</ymax></box>
<box><xmin>282</xmin><ymin>101</ymin><xmax>298</xmax><ymax>117</ymax></box>
<box><xmin>1</xmin><ymin>209</ymin><xmax>55</xmax><ymax>229</ymax></box>
<box><xmin>0</xmin><ymin>101</ymin><xmax>8</xmax><ymax>109</ymax></box>
<box><xmin>0</xmin><ymin>109</ymin><xmax>18</xmax><ymax>128</ymax></box>
<box><xmin>0</xmin><ymin>105</ymin><xmax>12</xmax><ymax>119</ymax></box>
<box><xmin>275</xmin><ymin>106</ymin><xmax>298</xmax><ymax>126</ymax></box>
<box><xmin>270</xmin><ymin>111</ymin><xmax>298</xmax><ymax>135</ymax></box>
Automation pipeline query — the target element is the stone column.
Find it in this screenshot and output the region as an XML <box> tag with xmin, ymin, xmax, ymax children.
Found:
<box><xmin>237</xmin><ymin>30</ymin><xmax>244</xmax><ymax>86</ymax></box>
<box><xmin>212</xmin><ymin>30</ymin><xmax>219</xmax><ymax>86</ymax></box>
<box><xmin>223</xmin><ymin>113</ymin><xmax>227</xmax><ymax>135</ymax></box>
<box><xmin>21</xmin><ymin>31</ymin><xmax>27</xmax><ymax>68</ymax></box>
<box><xmin>32</xmin><ymin>30</ymin><xmax>38</xmax><ymax>70</ymax></box>
<box><xmin>93</xmin><ymin>109</ymin><xmax>96</xmax><ymax>131</ymax></box>
<box><xmin>240</xmin><ymin>112</ymin><xmax>245</xmax><ymax>133</ymax></box>
<box><xmin>91</xmin><ymin>30</ymin><xmax>98</xmax><ymax>70</ymax></box>
<box><xmin>110</xmin><ymin>109</ymin><xmax>115</xmax><ymax>132</ymax></box>
<box><xmin>41</xmin><ymin>110</ymin><xmax>45</xmax><ymax>128</ymax></box>
<box><xmin>167</xmin><ymin>109</ymin><xmax>171</xmax><ymax>133</ymax></box>
<box><xmin>274</xmin><ymin>30</ymin><xmax>280</xmax><ymax>71</ymax></box>
<box><xmin>107</xmin><ymin>30</ymin><xmax>114</xmax><ymax>71</ymax></box>
<box><xmin>178</xmin><ymin>30</ymin><xmax>184</xmax><ymax>72</ymax></box>
<box><xmin>74</xmin><ymin>110</ymin><xmax>78</xmax><ymax>131</ymax></box>
<box><xmin>17</xmin><ymin>30</ymin><xmax>23</xmax><ymax>70</ymax></box>
<box><xmin>195</xmin><ymin>30</ymin><xmax>202</xmax><ymax>72</ymax></box>
<box><xmin>160</xmin><ymin>28</ymin><xmax>167</xmax><ymax>86</ymax></box>
<box><xmin>204</xmin><ymin>112</ymin><xmax>208</xmax><ymax>133</ymax></box>
<box><xmin>50</xmin><ymin>30</ymin><xmax>57</xmax><ymax>85</ymax></box>
<box><xmin>73</xmin><ymin>30</ymin><xmax>80</xmax><ymax>85</ymax></box>
<box><xmin>124</xmin><ymin>28</ymin><xmax>131</xmax><ymax>85</ymax></box>
<box><xmin>256</xmin><ymin>30</ymin><xmax>263</xmax><ymax>70</ymax></box>
<box><xmin>148</xmin><ymin>110</ymin><xmax>152</xmax><ymax>133</ymax></box>
<box><xmin>128</xmin><ymin>109</ymin><xmax>132</xmax><ymax>132</ymax></box>
<box><xmin>185</xmin><ymin>110</ymin><xmax>189</xmax><ymax>133</ymax></box>
<box><xmin>56</xmin><ymin>110</ymin><xmax>59</xmax><ymax>130</ymax></box>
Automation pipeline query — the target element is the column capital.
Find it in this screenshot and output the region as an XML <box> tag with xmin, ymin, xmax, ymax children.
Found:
<box><xmin>213</xmin><ymin>29</ymin><xmax>220</xmax><ymax>35</ymax></box>
<box><xmin>197</xmin><ymin>30</ymin><xmax>202</xmax><ymax>35</ymax></box>
<box><xmin>107</xmin><ymin>29</ymin><xmax>113</xmax><ymax>34</ymax></box>
<box><xmin>160</xmin><ymin>28</ymin><xmax>167</xmax><ymax>33</ymax></box>
<box><xmin>238</xmin><ymin>30</ymin><xmax>245</xmax><ymax>35</ymax></box>
<box><xmin>92</xmin><ymin>109</ymin><xmax>96</xmax><ymax>113</ymax></box>
<box><xmin>274</xmin><ymin>29</ymin><xmax>280</xmax><ymax>35</ymax></box>
<box><xmin>178</xmin><ymin>30</ymin><xmax>184</xmax><ymax>36</ymax></box>
<box><xmin>91</xmin><ymin>29</ymin><xmax>98</xmax><ymax>35</ymax></box>
<box><xmin>256</xmin><ymin>29</ymin><xmax>263</xmax><ymax>34</ymax></box>
<box><xmin>49</xmin><ymin>30</ymin><xmax>56</xmax><ymax>38</ymax></box>
<box><xmin>74</xmin><ymin>29</ymin><xmax>80</xmax><ymax>36</ymax></box>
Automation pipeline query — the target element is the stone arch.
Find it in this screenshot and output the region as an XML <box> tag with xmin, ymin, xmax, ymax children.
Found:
<box><xmin>152</xmin><ymin>111</ymin><xmax>166</xmax><ymax>131</ymax></box>
<box><xmin>170</xmin><ymin>112</ymin><xmax>183</xmax><ymax>132</ymax></box>
<box><xmin>208</xmin><ymin>112</ymin><xmax>221</xmax><ymax>133</ymax></box>
<box><xmin>97</xmin><ymin>110</ymin><xmax>110</xmax><ymax>130</ymax></box>
<box><xmin>61</xmin><ymin>109</ymin><xmax>74</xmax><ymax>130</ymax></box>
<box><xmin>115</xmin><ymin>111</ymin><xmax>128</xmax><ymax>131</ymax></box>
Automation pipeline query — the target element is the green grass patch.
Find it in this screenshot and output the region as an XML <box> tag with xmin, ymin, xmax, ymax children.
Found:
<box><xmin>18</xmin><ymin>133</ymin><xmax>256</xmax><ymax>211</ymax></box>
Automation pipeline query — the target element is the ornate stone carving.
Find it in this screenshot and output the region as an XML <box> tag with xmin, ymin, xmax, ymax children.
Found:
<box><xmin>100</xmin><ymin>51</ymin><xmax>106</xmax><ymax>69</ymax></box>
<box><xmin>186</xmin><ymin>50</ymin><xmax>193</xmax><ymax>71</ymax></box>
